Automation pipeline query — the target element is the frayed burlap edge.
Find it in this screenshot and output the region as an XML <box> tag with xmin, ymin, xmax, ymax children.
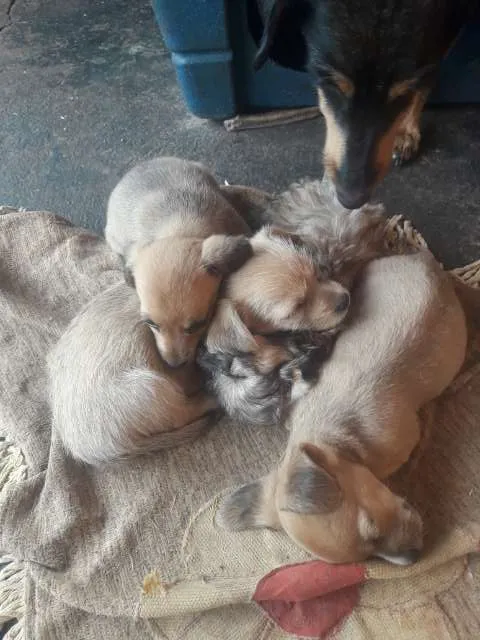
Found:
<box><xmin>0</xmin><ymin>206</ymin><xmax>478</xmax><ymax>637</ymax></box>
<box><xmin>0</xmin><ymin>439</ymin><xmax>27</xmax><ymax>639</ymax></box>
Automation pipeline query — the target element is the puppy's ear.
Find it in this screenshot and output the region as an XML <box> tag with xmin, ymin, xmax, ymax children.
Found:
<box><xmin>266</xmin><ymin>226</ymin><xmax>306</xmax><ymax>250</ymax></box>
<box><xmin>204</xmin><ymin>299</ymin><xmax>257</xmax><ymax>355</ymax></box>
<box><xmin>281</xmin><ymin>443</ymin><xmax>343</xmax><ymax>515</ymax></box>
<box><xmin>120</xmin><ymin>257</ymin><xmax>136</xmax><ymax>288</ymax></box>
<box><xmin>216</xmin><ymin>473</ymin><xmax>281</xmax><ymax>531</ymax></box>
<box><xmin>253</xmin><ymin>225</ymin><xmax>313</xmax><ymax>256</ymax></box>
<box><xmin>201</xmin><ymin>235</ymin><xmax>252</xmax><ymax>277</ymax></box>
<box><xmin>123</xmin><ymin>266</ymin><xmax>135</xmax><ymax>288</ymax></box>
<box><xmin>250</xmin><ymin>0</ymin><xmax>312</xmax><ymax>71</ymax></box>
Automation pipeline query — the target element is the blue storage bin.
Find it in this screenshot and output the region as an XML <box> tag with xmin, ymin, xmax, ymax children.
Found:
<box><xmin>153</xmin><ymin>0</ymin><xmax>480</xmax><ymax>120</ymax></box>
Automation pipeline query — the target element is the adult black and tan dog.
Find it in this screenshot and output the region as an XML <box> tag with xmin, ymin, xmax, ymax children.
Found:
<box><xmin>248</xmin><ymin>0</ymin><xmax>478</xmax><ymax>208</ymax></box>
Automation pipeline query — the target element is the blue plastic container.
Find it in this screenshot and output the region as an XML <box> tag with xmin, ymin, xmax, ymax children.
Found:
<box><xmin>153</xmin><ymin>0</ymin><xmax>480</xmax><ymax>120</ymax></box>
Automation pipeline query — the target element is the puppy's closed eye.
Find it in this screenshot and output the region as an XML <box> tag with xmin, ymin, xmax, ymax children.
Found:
<box><xmin>142</xmin><ymin>317</ymin><xmax>160</xmax><ymax>331</ymax></box>
<box><xmin>184</xmin><ymin>318</ymin><xmax>208</xmax><ymax>335</ymax></box>
<box><xmin>287</xmin><ymin>294</ymin><xmax>308</xmax><ymax>317</ymax></box>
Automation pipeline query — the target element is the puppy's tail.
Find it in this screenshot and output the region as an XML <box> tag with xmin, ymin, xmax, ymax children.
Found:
<box><xmin>122</xmin><ymin>411</ymin><xmax>217</xmax><ymax>457</ymax></box>
<box><xmin>55</xmin><ymin>369</ymin><xmax>217</xmax><ymax>465</ymax></box>
<box><xmin>114</xmin><ymin>369</ymin><xmax>219</xmax><ymax>459</ymax></box>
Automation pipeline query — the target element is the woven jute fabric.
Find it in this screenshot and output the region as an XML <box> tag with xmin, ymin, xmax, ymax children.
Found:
<box><xmin>0</xmin><ymin>204</ymin><xmax>478</xmax><ymax>639</ymax></box>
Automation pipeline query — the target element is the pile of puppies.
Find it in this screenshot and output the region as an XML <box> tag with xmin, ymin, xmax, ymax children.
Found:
<box><xmin>47</xmin><ymin>156</ymin><xmax>467</xmax><ymax>565</ymax></box>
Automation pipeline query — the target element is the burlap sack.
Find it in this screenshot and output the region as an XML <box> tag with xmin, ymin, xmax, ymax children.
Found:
<box><xmin>0</xmin><ymin>205</ymin><xmax>478</xmax><ymax>639</ymax></box>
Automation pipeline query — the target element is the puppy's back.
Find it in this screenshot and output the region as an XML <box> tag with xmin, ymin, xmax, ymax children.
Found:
<box><xmin>48</xmin><ymin>283</ymin><xmax>209</xmax><ymax>464</ymax></box>
<box><xmin>345</xmin><ymin>251</ymin><xmax>466</xmax><ymax>392</ymax></box>
<box><xmin>289</xmin><ymin>251</ymin><xmax>466</xmax><ymax>441</ymax></box>
<box><xmin>105</xmin><ymin>157</ymin><xmax>250</xmax><ymax>259</ymax></box>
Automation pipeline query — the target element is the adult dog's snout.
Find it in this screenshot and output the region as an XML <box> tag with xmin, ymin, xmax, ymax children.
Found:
<box><xmin>335</xmin><ymin>185</ymin><xmax>371</xmax><ymax>210</ymax></box>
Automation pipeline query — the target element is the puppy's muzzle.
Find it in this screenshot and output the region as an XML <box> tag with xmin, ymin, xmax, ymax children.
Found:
<box><xmin>375</xmin><ymin>547</ymin><xmax>422</xmax><ymax>566</ymax></box>
<box><xmin>163</xmin><ymin>355</ymin><xmax>189</xmax><ymax>369</ymax></box>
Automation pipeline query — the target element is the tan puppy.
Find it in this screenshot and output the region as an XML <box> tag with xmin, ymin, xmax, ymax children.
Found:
<box><xmin>48</xmin><ymin>284</ymin><xmax>217</xmax><ymax>465</ymax></box>
<box><xmin>197</xmin><ymin>225</ymin><xmax>351</xmax><ymax>424</ymax></box>
<box><xmin>197</xmin><ymin>176</ymin><xmax>396</xmax><ymax>427</ymax></box>
<box><xmin>226</xmin><ymin>225</ymin><xmax>351</xmax><ymax>334</ymax></box>
<box><xmin>218</xmin><ymin>251</ymin><xmax>467</xmax><ymax>565</ymax></box>
<box><xmin>105</xmin><ymin>157</ymin><xmax>252</xmax><ymax>367</ymax></box>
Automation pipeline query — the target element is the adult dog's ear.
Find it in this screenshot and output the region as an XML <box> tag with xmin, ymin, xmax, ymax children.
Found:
<box><xmin>216</xmin><ymin>472</ymin><xmax>281</xmax><ymax>531</ymax></box>
<box><xmin>248</xmin><ymin>0</ymin><xmax>312</xmax><ymax>71</ymax></box>
<box><xmin>281</xmin><ymin>443</ymin><xmax>343</xmax><ymax>515</ymax></box>
<box><xmin>201</xmin><ymin>235</ymin><xmax>252</xmax><ymax>277</ymax></box>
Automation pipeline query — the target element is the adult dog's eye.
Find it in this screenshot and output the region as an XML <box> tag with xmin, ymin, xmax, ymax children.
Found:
<box><xmin>184</xmin><ymin>318</ymin><xmax>207</xmax><ymax>335</ymax></box>
<box><xmin>317</xmin><ymin>68</ymin><xmax>354</xmax><ymax>100</ymax></box>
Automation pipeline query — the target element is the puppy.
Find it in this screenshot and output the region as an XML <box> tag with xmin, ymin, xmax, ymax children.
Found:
<box><xmin>198</xmin><ymin>179</ymin><xmax>398</xmax><ymax>425</ymax></box>
<box><xmin>48</xmin><ymin>284</ymin><xmax>218</xmax><ymax>465</ymax></box>
<box><xmin>262</xmin><ymin>177</ymin><xmax>402</xmax><ymax>288</ymax></box>
<box><xmin>199</xmin><ymin>319</ymin><xmax>335</xmax><ymax>425</ymax></box>
<box><xmin>198</xmin><ymin>222</ymin><xmax>351</xmax><ymax>425</ymax></box>
<box><xmin>105</xmin><ymin>157</ymin><xmax>252</xmax><ymax>368</ymax></box>
<box><xmin>217</xmin><ymin>251</ymin><xmax>467</xmax><ymax>565</ymax></box>
<box><xmin>249</xmin><ymin>0</ymin><xmax>478</xmax><ymax>207</ymax></box>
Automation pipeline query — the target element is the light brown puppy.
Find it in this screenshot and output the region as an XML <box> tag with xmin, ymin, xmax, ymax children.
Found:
<box><xmin>198</xmin><ymin>179</ymin><xmax>397</xmax><ymax>427</ymax></box>
<box><xmin>48</xmin><ymin>283</ymin><xmax>218</xmax><ymax>465</ymax></box>
<box><xmin>105</xmin><ymin>157</ymin><xmax>252</xmax><ymax>368</ymax></box>
<box><xmin>217</xmin><ymin>251</ymin><xmax>467</xmax><ymax>565</ymax></box>
<box><xmin>198</xmin><ymin>224</ymin><xmax>350</xmax><ymax>425</ymax></box>
<box><xmin>206</xmin><ymin>224</ymin><xmax>350</xmax><ymax>348</ymax></box>
<box><xmin>227</xmin><ymin>225</ymin><xmax>351</xmax><ymax>334</ymax></box>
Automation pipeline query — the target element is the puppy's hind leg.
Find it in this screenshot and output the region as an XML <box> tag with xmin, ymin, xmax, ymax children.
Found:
<box><xmin>126</xmin><ymin>375</ymin><xmax>220</xmax><ymax>456</ymax></box>
<box><xmin>392</xmin><ymin>89</ymin><xmax>429</xmax><ymax>167</ymax></box>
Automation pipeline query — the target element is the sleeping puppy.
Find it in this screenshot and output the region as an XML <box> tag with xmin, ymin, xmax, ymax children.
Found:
<box><xmin>217</xmin><ymin>251</ymin><xmax>467</xmax><ymax>565</ymax></box>
<box><xmin>261</xmin><ymin>177</ymin><xmax>405</xmax><ymax>287</ymax></box>
<box><xmin>199</xmin><ymin>318</ymin><xmax>335</xmax><ymax>426</ymax></box>
<box><xmin>105</xmin><ymin>157</ymin><xmax>252</xmax><ymax>368</ymax></box>
<box><xmin>198</xmin><ymin>179</ymin><xmax>399</xmax><ymax>425</ymax></box>
<box><xmin>198</xmin><ymin>223</ymin><xmax>350</xmax><ymax>425</ymax></box>
<box><xmin>48</xmin><ymin>283</ymin><xmax>219</xmax><ymax>465</ymax></box>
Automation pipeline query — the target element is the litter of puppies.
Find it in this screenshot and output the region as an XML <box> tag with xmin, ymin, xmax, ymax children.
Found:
<box><xmin>47</xmin><ymin>155</ymin><xmax>468</xmax><ymax>564</ymax></box>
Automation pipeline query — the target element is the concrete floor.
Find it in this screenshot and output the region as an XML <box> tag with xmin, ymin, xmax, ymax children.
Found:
<box><xmin>1</xmin><ymin>0</ymin><xmax>480</xmax><ymax>267</ymax></box>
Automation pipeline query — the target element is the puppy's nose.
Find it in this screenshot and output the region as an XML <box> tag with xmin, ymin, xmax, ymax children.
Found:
<box><xmin>336</xmin><ymin>187</ymin><xmax>370</xmax><ymax>210</ymax></box>
<box><xmin>335</xmin><ymin>292</ymin><xmax>350</xmax><ymax>314</ymax></box>
<box><xmin>401</xmin><ymin>548</ymin><xmax>422</xmax><ymax>565</ymax></box>
<box><xmin>163</xmin><ymin>356</ymin><xmax>188</xmax><ymax>369</ymax></box>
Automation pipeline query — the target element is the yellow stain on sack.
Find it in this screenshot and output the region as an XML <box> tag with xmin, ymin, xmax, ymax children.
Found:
<box><xmin>142</xmin><ymin>570</ymin><xmax>167</xmax><ymax>596</ymax></box>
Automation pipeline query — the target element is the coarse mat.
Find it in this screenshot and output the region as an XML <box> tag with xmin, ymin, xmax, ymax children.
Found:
<box><xmin>0</xmin><ymin>202</ymin><xmax>479</xmax><ymax>640</ymax></box>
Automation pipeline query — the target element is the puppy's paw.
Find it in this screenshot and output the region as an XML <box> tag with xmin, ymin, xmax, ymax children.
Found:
<box><xmin>290</xmin><ymin>368</ymin><xmax>314</xmax><ymax>402</ymax></box>
<box><xmin>204</xmin><ymin>407</ymin><xmax>224</xmax><ymax>425</ymax></box>
<box><xmin>392</xmin><ymin>126</ymin><xmax>421</xmax><ymax>166</ymax></box>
